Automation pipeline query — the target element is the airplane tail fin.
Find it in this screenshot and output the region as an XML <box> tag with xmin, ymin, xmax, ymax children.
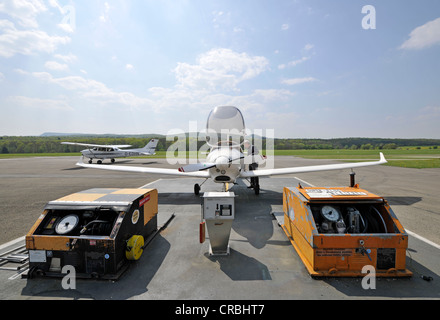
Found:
<box><xmin>141</xmin><ymin>139</ymin><xmax>159</xmax><ymax>155</ymax></box>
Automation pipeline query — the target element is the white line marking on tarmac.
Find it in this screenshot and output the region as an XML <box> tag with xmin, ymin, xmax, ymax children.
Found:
<box><xmin>294</xmin><ymin>177</ymin><xmax>316</xmax><ymax>187</ymax></box>
<box><xmin>0</xmin><ymin>236</ymin><xmax>25</xmax><ymax>251</ymax></box>
<box><xmin>406</xmin><ymin>229</ymin><xmax>440</xmax><ymax>250</ymax></box>
<box><xmin>139</xmin><ymin>179</ymin><xmax>162</xmax><ymax>189</ymax></box>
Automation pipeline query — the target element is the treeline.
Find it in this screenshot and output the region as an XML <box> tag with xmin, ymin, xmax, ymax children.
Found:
<box><xmin>1</xmin><ymin>135</ymin><xmax>439</xmax><ymax>154</ymax></box>
<box><xmin>271</xmin><ymin>138</ymin><xmax>440</xmax><ymax>150</ymax></box>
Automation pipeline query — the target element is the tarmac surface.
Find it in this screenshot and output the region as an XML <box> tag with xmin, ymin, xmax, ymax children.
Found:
<box><xmin>0</xmin><ymin>156</ymin><xmax>439</xmax><ymax>300</ymax></box>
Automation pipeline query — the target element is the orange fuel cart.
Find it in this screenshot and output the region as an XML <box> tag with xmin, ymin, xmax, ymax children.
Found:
<box><xmin>282</xmin><ymin>185</ymin><xmax>412</xmax><ymax>278</ymax></box>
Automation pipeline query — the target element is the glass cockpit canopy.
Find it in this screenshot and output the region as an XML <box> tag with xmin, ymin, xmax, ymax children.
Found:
<box><xmin>205</xmin><ymin>106</ymin><xmax>246</xmax><ymax>147</ymax></box>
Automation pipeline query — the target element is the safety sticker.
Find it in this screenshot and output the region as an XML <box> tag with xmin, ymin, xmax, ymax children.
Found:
<box><xmin>139</xmin><ymin>194</ymin><xmax>151</xmax><ymax>207</ymax></box>
<box><xmin>306</xmin><ymin>189</ymin><xmax>367</xmax><ymax>198</ymax></box>
<box><xmin>316</xmin><ymin>249</ymin><xmax>352</xmax><ymax>257</ymax></box>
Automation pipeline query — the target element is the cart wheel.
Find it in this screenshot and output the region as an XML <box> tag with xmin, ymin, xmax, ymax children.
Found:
<box><xmin>125</xmin><ymin>235</ymin><xmax>144</xmax><ymax>261</ymax></box>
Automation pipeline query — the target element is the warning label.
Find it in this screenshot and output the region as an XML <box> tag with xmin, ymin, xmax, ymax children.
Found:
<box><xmin>306</xmin><ymin>189</ymin><xmax>367</xmax><ymax>198</ymax></box>
<box><xmin>316</xmin><ymin>249</ymin><xmax>352</xmax><ymax>257</ymax></box>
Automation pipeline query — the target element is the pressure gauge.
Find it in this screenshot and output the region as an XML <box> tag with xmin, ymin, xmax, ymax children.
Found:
<box><xmin>321</xmin><ymin>206</ymin><xmax>340</xmax><ymax>222</ymax></box>
<box><xmin>55</xmin><ymin>215</ymin><xmax>79</xmax><ymax>235</ymax></box>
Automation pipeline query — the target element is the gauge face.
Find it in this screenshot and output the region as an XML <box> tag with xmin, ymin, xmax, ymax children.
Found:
<box><xmin>55</xmin><ymin>215</ymin><xmax>79</xmax><ymax>235</ymax></box>
<box><xmin>321</xmin><ymin>205</ymin><xmax>340</xmax><ymax>222</ymax></box>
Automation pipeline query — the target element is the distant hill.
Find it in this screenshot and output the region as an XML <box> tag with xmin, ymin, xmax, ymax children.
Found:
<box><xmin>41</xmin><ymin>132</ymin><xmax>91</xmax><ymax>137</ymax></box>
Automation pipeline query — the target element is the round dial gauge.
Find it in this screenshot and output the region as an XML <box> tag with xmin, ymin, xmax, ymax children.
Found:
<box><xmin>55</xmin><ymin>215</ymin><xmax>79</xmax><ymax>235</ymax></box>
<box><xmin>321</xmin><ymin>206</ymin><xmax>340</xmax><ymax>222</ymax></box>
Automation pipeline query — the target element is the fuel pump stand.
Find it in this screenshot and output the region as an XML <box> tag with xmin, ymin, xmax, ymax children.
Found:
<box><xmin>201</xmin><ymin>192</ymin><xmax>235</xmax><ymax>256</ymax></box>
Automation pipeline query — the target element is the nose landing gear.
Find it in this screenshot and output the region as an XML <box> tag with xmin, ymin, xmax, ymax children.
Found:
<box><xmin>194</xmin><ymin>178</ymin><xmax>209</xmax><ymax>195</ymax></box>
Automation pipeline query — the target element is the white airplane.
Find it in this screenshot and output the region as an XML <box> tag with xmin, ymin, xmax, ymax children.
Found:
<box><xmin>76</xmin><ymin>107</ymin><xmax>387</xmax><ymax>194</ymax></box>
<box><xmin>63</xmin><ymin>139</ymin><xmax>158</xmax><ymax>164</ymax></box>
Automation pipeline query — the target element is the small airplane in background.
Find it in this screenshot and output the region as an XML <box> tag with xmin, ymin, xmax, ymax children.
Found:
<box><xmin>62</xmin><ymin>139</ymin><xmax>158</xmax><ymax>164</ymax></box>
<box><xmin>76</xmin><ymin>106</ymin><xmax>387</xmax><ymax>195</ymax></box>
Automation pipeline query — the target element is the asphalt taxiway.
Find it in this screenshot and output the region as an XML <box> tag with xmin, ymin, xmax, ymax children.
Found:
<box><xmin>0</xmin><ymin>156</ymin><xmax>439</xmax><ymax>299</ymax></box>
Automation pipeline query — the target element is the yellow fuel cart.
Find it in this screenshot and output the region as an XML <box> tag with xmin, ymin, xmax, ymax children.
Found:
<box><xmin>25</xmin><ymin>188</ymin><xmax>158</xmax><ymax>280</ymax></box>
<box><xmin>282</xmin><ymin>184</ymin><xmax>412</xmax><ymax>278</ymax></box>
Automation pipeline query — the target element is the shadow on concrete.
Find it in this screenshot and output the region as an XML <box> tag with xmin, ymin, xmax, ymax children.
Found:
<box><xmin>205</xmin><ymin>248</ymin><xmax>271</xmax><ymax>281</ymax></box>
<box><xmin>383</xmin><ymin>196</ymin><xmax>423</xmax><ymax>206</ymax></box>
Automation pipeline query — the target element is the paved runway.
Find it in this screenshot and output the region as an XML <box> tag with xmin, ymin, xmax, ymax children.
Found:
<box><xmin>0</xmin><ymin>156</ymin><xmax>439</xmax><ymax>300</ymax></box>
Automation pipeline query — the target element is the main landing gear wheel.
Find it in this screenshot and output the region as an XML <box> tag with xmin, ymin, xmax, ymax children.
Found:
<box><xmin>88</xmin><ymin>159</ymin><xmax>93</xmax><ymax>164</ymax></box>
<box><xmin>194</xmin><ymin>184</ymin><xmax>201</xmax><ymax>195</ymax></box>
<box><xmin>111</xmin><ymin>159</ymin><xmax>115</xmax><ymax>163</ymax></box>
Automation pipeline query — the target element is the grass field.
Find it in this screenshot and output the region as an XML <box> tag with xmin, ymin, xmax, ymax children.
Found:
<box><xmin>1</xmin><ymin>148</ymin><xmax>439</xmax><ymax>169</ymax></box>
<box><xmin>273</xmin><ymin>149</ymin><xmax>440</xmax><ymax>169</ymax></box>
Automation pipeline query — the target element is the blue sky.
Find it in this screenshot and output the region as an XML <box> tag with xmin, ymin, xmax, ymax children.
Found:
<box><xmin>1</xmin><ymin>0</ymin><xmax>440</xmax><ymax>138</ymax></box>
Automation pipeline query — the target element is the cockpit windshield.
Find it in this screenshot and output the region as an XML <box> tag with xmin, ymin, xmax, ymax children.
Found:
<box><xmin>205</xmin><ymin>106</ymin><xmax>246</xmax><ymax>147</ymax></box>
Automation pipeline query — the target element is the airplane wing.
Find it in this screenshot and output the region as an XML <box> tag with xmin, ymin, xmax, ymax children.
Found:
<box><xmin>62</xmin><ymin>142</ymin><xmax>132</xmax><ymax>148</ymax></box>
<box><xmin>76</xmin><ymin>159</ymin><xmax>210</xmax><ymax>178</ymax></box>
<box><xmin>240</xmin><ymin>153</ymin><xmax>387</xmax><ymax>178</ymax></box>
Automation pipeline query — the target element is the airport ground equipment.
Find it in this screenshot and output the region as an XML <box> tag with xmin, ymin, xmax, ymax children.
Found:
<box><xmin>282</xmin><ymin>184</ymin><xmax>412</xmax><ymax>278</ymax></box>
<box><xmin>201</xmin><ymin>192</ymin><xmax>235</xmax><ymax>255</ymax></box>
<box><xmin>25</xmin><ymin>188</ymin><xmax>158</xmax><ymax>280</ymax></box>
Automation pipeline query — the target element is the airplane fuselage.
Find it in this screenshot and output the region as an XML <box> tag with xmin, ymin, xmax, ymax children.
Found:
<box><xmin>206</xmin><ymin>146</ymin><xmax>243</xmax><ymax>184</ymax></box>
<box><xmin>81</xmin><ymin>148</ymin><xmax>149</xmax><ymax>160</ymax></box>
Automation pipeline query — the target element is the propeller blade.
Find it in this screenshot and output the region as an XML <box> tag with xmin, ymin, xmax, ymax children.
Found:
<box><xmin>178</xmin><ymin>163</ymin><xmax>216</xmax><ymax>172</ymax></box>
<box><xmin>229</xmin><ymin>156</ymin><xmax>245</xmax><ymax>163</ymax></box>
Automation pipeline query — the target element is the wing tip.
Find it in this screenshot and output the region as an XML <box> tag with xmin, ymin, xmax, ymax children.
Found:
<box><xmin>379</xmin><ymin>152</ymin><xmax>387</xmax><ymax>163</ymax></box>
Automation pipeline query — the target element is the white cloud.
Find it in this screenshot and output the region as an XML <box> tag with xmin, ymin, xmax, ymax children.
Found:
<box><xmin>27</xmin><ymin>71</ymin><xmax>153</xmax><ymax>110</ymax></box>
<box><xmin>281</xmin><ymin>77</ymin><xmax>317</xmax><ymax>85</ymax></box>
<box><xmin>100</xmin><ymin>2</ymin><xmax>111</xmax><ymax>23</ymax></box>
<box><xmin>0</xmin><ymin>20</ymin><xmax>70</xmax><ymax>58</ymax></box>
<box><xmin>212</xmin><ymin>10</ymin><xmax>231</xmax><ymax>29</ymax></box>
<box><xmin>0</xmin><ymin>0</ymin><xmax>47</xmax><ymax>28</ymax></box>
<box><xmin>288</xmin><ymin>56</ymin><xmax>310</xmax><ymax>67</ymax></box>
<box><xmin>126</xmin><ymin>64</ymin><xmax>134</xmax><ymax>70</ymax></box>
<box><xmin>174</xmin><ymin>48</ymin><xmax>269</xmax><ymax>91</ymax></box>
<box><xmin>45</xmin><ymin>61</ymin><xmax>69</xmax><ymax>71</ymax></box>
<box><xmin>400</xmin><ymin>17</ymin><xmax>440</xmax><ymax>50</ymax></box>
<box><xmin>57</xmin><ymin>23</ymin><xmax>75</xmax><ymax>34</ymax></box>
<box><xmin>281</xmin><ymin>24</ymin><xmax>289</xmax><ymax>31</ymax></box>
<box><xmin>278</xmin><ymin>56</ymin><xmax>310</xmax><ymax>70</ymax></box>
<box><xmin>54</xmin><ymin>53</ymin><xmax>77</xmax><ymax>63</ymax></box>
<box><xmin>8</xmin><ymin>95</ymin><xmax>73</xmax><ymax>111</ymax></box>
<box><xmin>417</xmin><ymin>106</ymin><xmax>440</xmax><ymax>120</ymax></box>
<box><xmin>303</xmin><ymin>44</ymin><xmax>314</xmax><ymax>51</ymax></box>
